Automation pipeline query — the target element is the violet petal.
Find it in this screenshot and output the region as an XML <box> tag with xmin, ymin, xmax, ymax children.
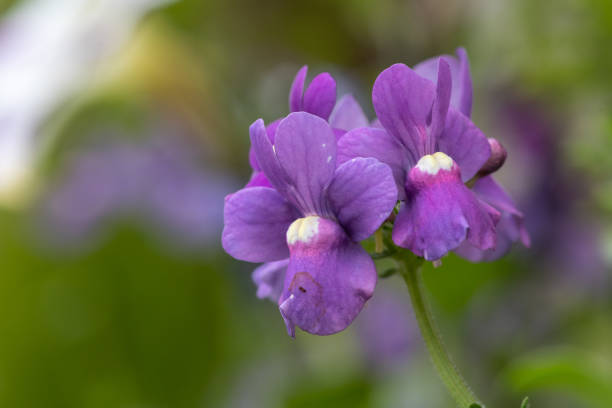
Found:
<box><xmin>252</xmin><ymin>259</ymin><xmax>289</xmax><ymax>302</ymax></box>
<box><xmin>438</xmin><ymin>109</ymin><xmax>491</xmax><ymax>182</ymax></box>
<box><xmin>274</xmin><ymin>112</ymin><xmax>336</xmax><ymax>215</ymax></box>
<box><xmin>222</xmin><ymin>187</ymin><xmax>298</xmax><ymax>262</ymax></box>
<box><xmin>329</xmin><ymin>94</ymin><xmax>369</xmax><ymax>131</ymax></box>
<box><xmin>289</xmin><ymin>65</ymin><xmax>308</xmax><ymax>112</ymax></box>
<box><xmin>303</xmin><ymin>72</ymin><xmax>337</xmax><ymax>120</ymax></box>
<box><xmin>326</xmin><ymin>157</ymin><xmax>397</xmax><ymax>241</ymax></box>
<box><xmin>279</xmin><ymin>217</ymin><xmax>376</xmax><ymax>336</ymax></box>
<box><xmin>337</xmin><ymin>126</ymin><xmax>409</xmax><ymax>199</ymax></box>
<box><xmin>372</xmin><ymin>63</ymin><xmax>436</xmax><ymax>163</ymax></box>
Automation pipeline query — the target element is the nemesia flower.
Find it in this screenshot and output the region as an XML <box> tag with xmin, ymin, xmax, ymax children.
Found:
<box><xmin>223</xmin><ymin>112</ymin><xmax>397</xmax><ymax>336</ymax></box>
<box><xmin>248</xmin><ymin>68</ymin><xmax>373</xmax><ymax>299</ymax></box>
<box><xmin>339</xmin><ymin>56</ymin><xmax>499</xmax><ymax>261</ymax></box>
<box><xmin>413</xmin><ymin>49</ymin><xmax>530</xmax><ymax>261</ymax></box>
<box><xmin>247</xmin><ymin>66</ymin><xmax>371</xmax><ymax>188</ymax></box>
<box><xmin>247</xmin><ymin>66</ymin><xmax>336</xmax><ymax>188</ymax></box>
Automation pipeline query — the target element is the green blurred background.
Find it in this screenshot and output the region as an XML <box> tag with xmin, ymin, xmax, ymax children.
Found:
<box><xmin>0</xmin><ymin>0</ymin><xmax>610</xmax><ymax>407</ymax></box>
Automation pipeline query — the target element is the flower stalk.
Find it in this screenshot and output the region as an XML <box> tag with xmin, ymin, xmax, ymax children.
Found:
<box><xmin>396</xmin><ymin>253</ymin><xmax>484</xmax><ymax>408</ymax></box>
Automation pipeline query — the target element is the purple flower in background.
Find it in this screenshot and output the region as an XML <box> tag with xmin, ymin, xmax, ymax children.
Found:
<box><xmin>39</xmin><ymin>135</ymin><xmax>233</xmax><ymax>251</ymax></box>
<box><xmin>223</xmin><ymin>112</ymin><xmax>397</xmax><ymax>336</ymax></box>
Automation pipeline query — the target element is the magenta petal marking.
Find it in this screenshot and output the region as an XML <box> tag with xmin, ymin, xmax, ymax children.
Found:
<box><xmin>279</xmin><ymin>217</ymin><xmax>376</xmax><ymax>336</ymax></box>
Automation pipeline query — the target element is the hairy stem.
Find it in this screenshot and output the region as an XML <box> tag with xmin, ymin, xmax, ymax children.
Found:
<box><xmin>397</xmin><ymin>256</ymin><xmax>484</xmax><ymax>408</ymax></box>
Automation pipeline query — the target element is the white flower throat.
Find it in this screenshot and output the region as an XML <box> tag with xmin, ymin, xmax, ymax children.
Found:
<box><xmin>415</xmin><ymin>152</ymin><xmax>454</xmax><ymax>175</ymax></box>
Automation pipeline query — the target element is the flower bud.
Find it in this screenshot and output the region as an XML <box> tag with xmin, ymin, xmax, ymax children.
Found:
<box><xmin>477</xmin><ymin>138</ymin><xmax>507</xmax><ymax>177</ymax></box>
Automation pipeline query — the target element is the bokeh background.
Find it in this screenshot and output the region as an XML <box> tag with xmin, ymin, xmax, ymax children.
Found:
<box><xmin>0</xmin><ymin>0</ymin><xmax>610</xmax><ymax>407</ymax></box>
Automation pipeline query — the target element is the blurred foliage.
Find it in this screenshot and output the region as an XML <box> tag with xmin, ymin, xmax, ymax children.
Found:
<box><xmin>0</xmin><ymin>0</ymin><xmax>610</xmax><ymax>407</ymax></box>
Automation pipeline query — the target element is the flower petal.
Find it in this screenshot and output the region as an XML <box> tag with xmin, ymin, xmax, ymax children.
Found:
<box><xmin>329</xmin><ymin>94</ymin><xmax>369</xmax><ymax>131</ymax></box>
<box><xmin>289</xmin><ymin>65</ymin><xmax>308</xmax><ymax>112</ymax></box>
<box><xmin>303</xmin><ymin>72</ymin><xmax>337</xmax><ymax>120</ymax></box>
<box><xmin>247</xmin><ymin>118</ymin><xmax>281</xmax><ymax>185</ymax></box>
<box><xmin>429</xmin><ymin>58</ymin><xmax>452</xmax><ymax>150</ymax></box>
<box><xmin>279</xmin><ymin>218</ymin><xmax>376</xmax><ymax>336</ymax></box>
<box><xmin>337</xmin><ymin>127</ymin><xmax>409</xmax><ymax>199</ymax></box>
<box><xmin>250</xmin><ymin>118</ymin><xmax>291</xmax><ymax>196</ymax></box>
<box><xmin>252</xmin><ymin>259</ymin><xmax>289</xmax><ymax>302</ymax></box>
<box><xmin>245</xmin><ymin>171</ymin><xmax>272</xmax><ymax>188</ymax></box>
<box><xmin>438</xmin><ymin>109</ymin><xmax>491</xmax><ymax>182</ymax></box>
<box><xmin>274</xmin><ymin>112</ymin><xmax>336</xmax><ymax>214</ymax></box>
<box><xmin>471</xmin><ymin>176</ymin><xmax>526</xmax><ymax>221</ymax></box>
<box><xmin>393</xmin><ymin>164</ymin><xmax>499</xmax><ymax>260</ymax></box>
<box><xmin>455</xmin><ymin>176</ymin><xmax>530</xmax><ymax>262</ymax></box>
<box><xmin>413</xmin><ymin>47</ymin><xmax>472</xmax><ymax>117</ymax></box>
<box><xmin>372</xmin><ymin>63</ymin><xmax>436</xmax><ymax>163</ymax></box>
<box><xmin>222</xmin><ymin>187</ymin><xmax>298</xmax><ymax>262</ymax></box>
<box><xmin>326</xmin><ymin>157</ymin><xmax>397</xmax><ymax>241</ymax></box>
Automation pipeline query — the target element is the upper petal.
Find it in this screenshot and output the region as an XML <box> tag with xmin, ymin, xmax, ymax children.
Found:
<box><xmin>222</xmin><ymin>187</ymin><xmax>298</xmax><ymax>262</ymax></box>
<box><xmin>303</xmin><ymin>72</ymin><xmax>337</xmax><ymax>120</ymax></box>
<box><xmin>279</xmin><ymin>218</ymin><xmax>376</xmax><ymax>336</ymax></box>
<box><xmin>329</xmin><ymin>94</ymin><xmax>369</xmax><ymax>131</ymax></box>
<box><xmin>326</xmin><ymin>157</ymin><xmax>397</xmax><ymax>241</ymax></box>
<box><xmin>337</xmin><ymin>126</ymin><xmax>409</xmax><ymax>199</ymax></box>
<box><xmin>248</xmin><ymin>118</ymin><xmax>281</xmax><ymax>172</ymax></box>
<box><xmin>289</xmin><ymin>65</ymin><xmax>308</xmax><ymax>112</ymax></box>
<box><xmin>438</xmin><ymin>109</ymin><xmax>491</xmax><ymax>182</ymax></box>
<box><xmin>274</xmin><ymin>112</ymin><xmax>337</xmax><ymax>215</ymax></box>
<box><xmin>372</xmin><ymin>63</ymin><xmax>436</xmax><ymax>163</ymax></box>
<box><xmin>429</xmin><ymin>58</ymin><xmax>452</xmax><ymax>151</ymax></box>
<box><xmin>413</xmin><ymin>47</ymin><xmax>473</xmax><ymax>117</ymax></box>
<box><xmin>250</xmin><ymin>118</ymin><xmax>291</xmax><ymax>197</ymax></box>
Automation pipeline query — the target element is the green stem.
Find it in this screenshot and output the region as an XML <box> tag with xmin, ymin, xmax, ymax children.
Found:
<box><xmin>397</xmin><ymin>257</ymin><xmax>484</xmax><ymax>408</ymax></box>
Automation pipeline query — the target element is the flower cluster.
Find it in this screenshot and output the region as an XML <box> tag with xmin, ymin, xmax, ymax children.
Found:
<box><xmin>222</xmin><ymin>49</ymin><xmax>529</xmax><ymax>336</ymax></box>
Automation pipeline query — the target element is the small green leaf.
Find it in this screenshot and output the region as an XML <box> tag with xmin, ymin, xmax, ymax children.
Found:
<box><xmin>469</xmin><ymin>403</ymin><xmax>483</xmax><ymax>408</ymax></box>
<box><xmin>521</xmin><ymin>396</ymin><xmax>531</xmax><ymax>408</ymax></box>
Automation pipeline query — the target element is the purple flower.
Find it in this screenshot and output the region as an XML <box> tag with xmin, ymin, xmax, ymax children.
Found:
<box><xmin>413</xmin><ymin>49</ymin><xmax>530</xmax><ymax>261</ymax></box>
<box><xmin>339</xmin><ymin>56</ymin><xmax>497</xmax><ymax>260</ymax></box>
<box><xmin>223</xmin><ymin>112</ymin><xmax>397</xmax><ymax>336</ymax></box>
<box><xmin>339</xmin><ymin>48</ymin><xmax>529</xmax><ymax>261</ymax></box>
<box><xmin>247</xmin><ymin>66</ymin><xmax>337</xmax><ymax>188</ymax></box>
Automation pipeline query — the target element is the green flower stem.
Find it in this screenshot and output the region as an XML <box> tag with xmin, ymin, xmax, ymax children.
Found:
<box><xmin>397</xmin><ymin>255</ymin><xmax>484</xmax><ymax>408</ymax></box>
